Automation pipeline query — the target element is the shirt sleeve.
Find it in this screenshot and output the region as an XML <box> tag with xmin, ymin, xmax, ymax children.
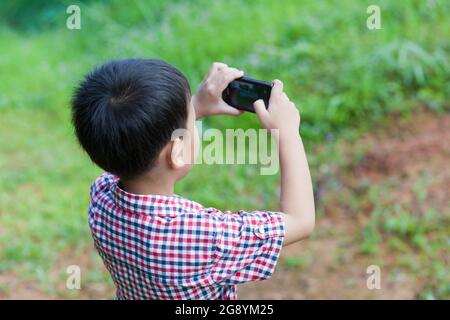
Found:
<box><xmin>204</xmin><ymin>208</ymin><xmax>285</xmax><ymax>285</ymax></box>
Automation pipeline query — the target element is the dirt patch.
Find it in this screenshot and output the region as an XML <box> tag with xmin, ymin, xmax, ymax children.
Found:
<box><xmin>0</xmin><ymin>273</ymin><xmax>50</xmax><ymax>299</ymax></box>
<box><xmin>0</xmin><ymin>247</ymin><xmax>114</xmax><ymax>300</ymax></box>
<box><xmin>355</xmin><ymin>112</ymin><xmax>449</xmax><ymax>181</ymax></box>
<box><xmin>49</xmin><ymin>247</ymin><xmax>115</xmax><ymax>299</ymax></box>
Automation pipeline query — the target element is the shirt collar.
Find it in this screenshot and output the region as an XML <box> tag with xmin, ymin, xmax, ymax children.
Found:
<box><xmin>110</xmin><ymin>176</ymin><xmax>203</xmax><ymax>217</ymax></box>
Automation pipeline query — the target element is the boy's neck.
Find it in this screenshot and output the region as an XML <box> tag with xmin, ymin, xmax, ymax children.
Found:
<box><xmin>120</xmin><ymin>170</ymin><xmax>175</xmax><ymax>196</ymax></box>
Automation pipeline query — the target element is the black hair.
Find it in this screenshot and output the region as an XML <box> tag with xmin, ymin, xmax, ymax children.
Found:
<box><xmin>71</xmin><ymin>58</ymin><xmax>190</xmax><ymax>179</ymax></box>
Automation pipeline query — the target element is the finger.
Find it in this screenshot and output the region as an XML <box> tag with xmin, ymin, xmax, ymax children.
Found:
<box><xmin>227</xmin><ymin>68</ymin><xmax>244</xmax><ymax>79</ymax></box>
<box><xmin>254</xmin><ymin>99</ymin><xmax>270</xmax><ymax>124</ymax></box>
<box><xmin>218</xmin><ymin>68</ymin><xmax>244</xmax><ymax>89</ymax></box>
<box><xmin>205</xmin><ymin>62</ymin><xmax>227</xmax><ymax>77</ymax></box>
<box><xmin>231</xmin><ymin>109</ymin><xmax>245</xmax><ymax>116</ymax></box>
<box><xmin>270</xmin><ymin>79</ymin><xmax>284</xmax><ymax>100</ymax></box>
<box><xmin>214</xmin><ymin>68</ymin><xmax>243</xmax><ymax>91</ymax></box>
<box><xmin>212</xmin><ymin>62</ymin><xmax>228</xmax><ymax>71</ymax></box>
<box><xmin>223</xmin><ymin>105</ymin><xmax>244</xmax><ymax>116</ymax></box>
<box><xmin>218</xmin><ymin>101</ymin><xmax>244</xmax><ymax>116</ymax></box>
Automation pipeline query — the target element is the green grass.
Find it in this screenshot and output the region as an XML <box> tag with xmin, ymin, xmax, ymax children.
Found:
<box><xmin>0</xmin><ymin>0</ymin><xmax>449</xmax><ymax>298</ymax></box>
<box><xmin>357</xmin><ymin>176</ymin><xmax>450</xmax><ymax>299</ymax></box>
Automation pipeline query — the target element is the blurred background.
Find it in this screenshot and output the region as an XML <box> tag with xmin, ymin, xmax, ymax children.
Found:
<box><xmin>0</xmin><ymin>0</ymin><xmax>448</xmax><ymax>299</ymax></box>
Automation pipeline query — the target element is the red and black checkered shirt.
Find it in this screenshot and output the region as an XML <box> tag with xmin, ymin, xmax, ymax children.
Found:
<box><xmin>88</xmin><ymin>173</ymin><xmax>285</xmax><ymax>299</ymax></box>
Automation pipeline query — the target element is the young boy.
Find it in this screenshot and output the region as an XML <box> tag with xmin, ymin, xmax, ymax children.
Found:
<box><xmin>71</xmin><ymin>59</ymin><xmax>315</xmax><ymax>300</ymax></box>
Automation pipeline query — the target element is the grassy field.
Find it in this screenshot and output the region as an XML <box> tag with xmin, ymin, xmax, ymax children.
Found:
<box><xmin>0</xmin><ymin>0</ymin><xmax>449</xmax><ymax>299</ymax></box>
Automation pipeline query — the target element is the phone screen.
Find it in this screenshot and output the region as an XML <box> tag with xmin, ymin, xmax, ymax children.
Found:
<box><xmin>222</xmin><ymin>77</ymin><xmax>272</xmax><ymax>112</ymax></box>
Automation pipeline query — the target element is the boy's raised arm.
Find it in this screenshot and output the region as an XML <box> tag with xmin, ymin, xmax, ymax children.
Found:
<box><xmin>193</xmin><ymin>63</ymin><xmax>315</xmax><ymax>246</ymax></box>
<box><xmin>254</xmin><ymin>80</ymin><xmax>315</xmax><ymax>246</ymax></box>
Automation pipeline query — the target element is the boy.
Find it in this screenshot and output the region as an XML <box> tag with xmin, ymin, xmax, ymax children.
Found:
<box><xmin>71</xmin><ymin>59</ymin><xmax>315</xmax><ymax>299</ymax></box>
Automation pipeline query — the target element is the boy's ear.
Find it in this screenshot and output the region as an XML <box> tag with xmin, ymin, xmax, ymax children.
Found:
<box><xmin>168</xmin><ymin>137</ymin><xmax>185</xmax><ymax>169</ymax></box>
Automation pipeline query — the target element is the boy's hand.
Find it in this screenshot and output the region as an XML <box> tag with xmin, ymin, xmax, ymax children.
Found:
<box><xmin>193</xmin><ymin>62</ymin><xmax>244</xmax><ymax>119</ymax></box>
<box><xmin>253</xmin><ymin>80</ymin><xmax>300</xmax><ymax>138</ymax></box>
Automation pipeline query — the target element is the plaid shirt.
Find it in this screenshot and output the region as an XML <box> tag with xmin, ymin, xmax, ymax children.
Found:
<box><xmin>88</xmin><ymin>173</ymin><xmax>285</xmax><ymax>300</ymax></box>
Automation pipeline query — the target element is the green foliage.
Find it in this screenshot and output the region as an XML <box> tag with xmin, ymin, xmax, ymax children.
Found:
<box><xmin>282</xmin><ymin>255</ymin><xmax>312</xmax><ymax>270</ymax></box>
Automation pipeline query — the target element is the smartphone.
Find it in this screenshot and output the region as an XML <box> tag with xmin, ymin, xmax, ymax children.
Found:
<box><xmin>222</xmin><ymin>76</ymin><xmax>273</xmax><ymax>113</ymax></box>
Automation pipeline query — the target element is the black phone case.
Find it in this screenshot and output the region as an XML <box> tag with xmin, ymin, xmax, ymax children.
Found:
<box><xmin>222</xmin><ymin>76</ymin><xmax>273</xmax><ymax>113</ymax></box>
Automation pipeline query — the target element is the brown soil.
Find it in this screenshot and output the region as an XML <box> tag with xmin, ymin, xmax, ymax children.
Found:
<box><xmin>1</xmin><ymin>111</ymin><xmax>448</xmax><ymax>300</ymax></box>
<box><xmin>0</xmin><ymin>273</ymin><xmax>50</xmax><ymax>300</ymax></box>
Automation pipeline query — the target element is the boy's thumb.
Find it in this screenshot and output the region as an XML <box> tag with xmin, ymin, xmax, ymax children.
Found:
<box><xmin>254</xmin><ymin>99</ymin><xmax>269</xmax><ymax>124</ymax></box>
